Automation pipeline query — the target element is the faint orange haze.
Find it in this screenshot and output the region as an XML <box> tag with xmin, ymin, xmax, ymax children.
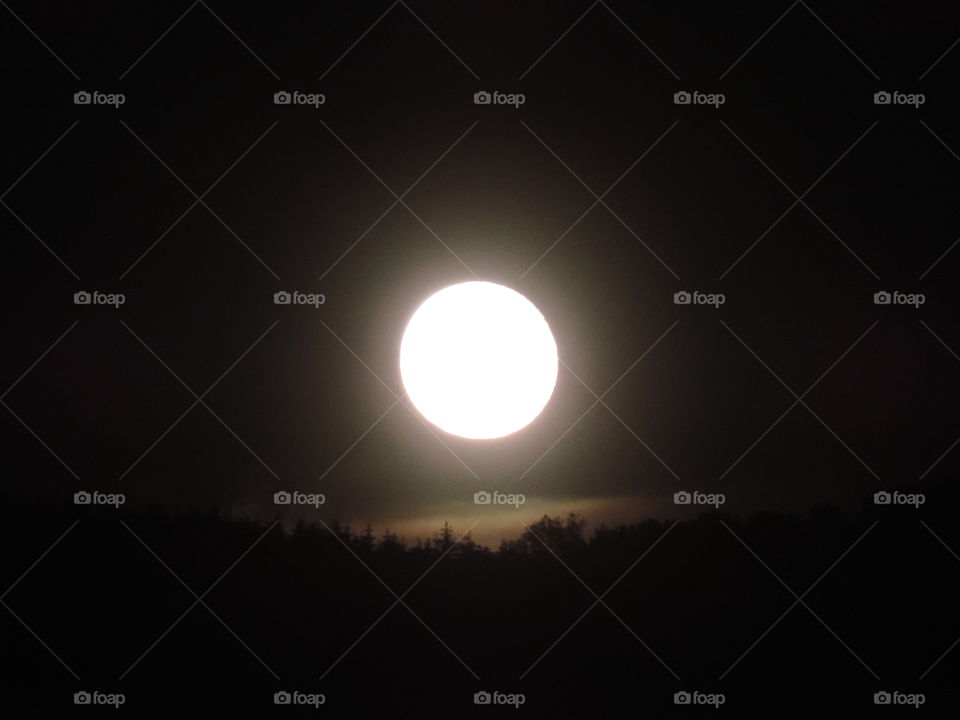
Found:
<box><xmin>238</xmin><ymin>494</ymin><xmax>653</xmax><ymax>548</ymax></box>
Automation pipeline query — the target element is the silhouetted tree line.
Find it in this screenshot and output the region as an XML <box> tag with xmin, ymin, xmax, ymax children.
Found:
<box><xmin>1</xmin><ymin>478</ymin><xmax>958</xmax><ymax>713</ymax></box>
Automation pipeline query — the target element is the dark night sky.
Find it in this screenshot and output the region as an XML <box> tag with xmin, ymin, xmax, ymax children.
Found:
<box><xmin>2</xmin><ymin>0</ymin><xmax>960</xmax><ymax>546</ymax></box>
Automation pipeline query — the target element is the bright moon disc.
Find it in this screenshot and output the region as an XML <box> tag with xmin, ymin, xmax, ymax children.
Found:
<box><xmin>400</xmin><ymin>281</ymin><xmax>558</xmax><ymax>439</ymax></box>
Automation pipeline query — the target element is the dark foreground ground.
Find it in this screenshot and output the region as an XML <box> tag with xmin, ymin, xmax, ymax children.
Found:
<box><xmin>2</xmin><ymin>480</ymin><xmax>958</xmax><ymax>715</ymax></box>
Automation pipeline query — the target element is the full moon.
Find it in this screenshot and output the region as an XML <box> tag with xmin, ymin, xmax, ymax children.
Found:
<box><xmin>399</xmin><ymin>281</ymin><xmax>558</xmax><ymax>439</ymax></box>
